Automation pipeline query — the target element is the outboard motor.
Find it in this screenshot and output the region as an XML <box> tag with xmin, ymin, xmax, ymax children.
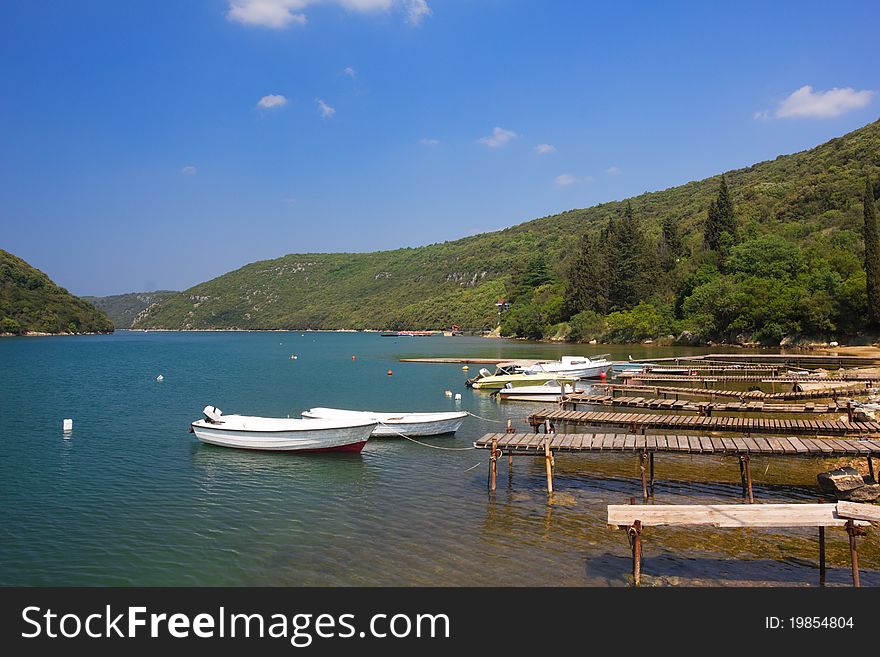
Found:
<box><xmin>202</xmin><ymin>406</ymin><xmax>224</xmax><ymax>424</ymax></box>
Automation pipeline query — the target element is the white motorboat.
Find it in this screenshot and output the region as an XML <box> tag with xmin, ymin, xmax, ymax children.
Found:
<box><xmin>301</xmin><ymin>407</ymin><xmax>467</xmax><ymax>437</ymax></box>
<box><xmin>524</xmin><ymin>354</ymin><xmax>612</xmax><ymax>379</ymax></box>
<box><xmin>190</xmin><ymin>406</ymin><xmax>376</xmax><ymax>452</ymax></box>
<box><xmin>497</xmin><ymin>380</ymin><xmax>582</xmax><ymax>402</ymax></box>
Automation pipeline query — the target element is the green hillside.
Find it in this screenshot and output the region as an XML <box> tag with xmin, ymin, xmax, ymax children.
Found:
<box><xmin>84</xmin><ymin>291</ymin><xmax>177</xmax><ymax>329</ymax></box>
<box><xmin>0</xmin><ymin>250</ymin><xmax>114</xmax><ymax>335</ymax></box>
<box><xmin>136</xmin><ymin>119</ymin><xmax>880</xmax><ymax>343</ymax></box>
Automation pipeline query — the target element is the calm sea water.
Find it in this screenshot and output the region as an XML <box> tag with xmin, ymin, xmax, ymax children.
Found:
<box><xmin>1</xmin><ymin>331</ymin><xmax>877</xmax><ymax>586</ymax></box>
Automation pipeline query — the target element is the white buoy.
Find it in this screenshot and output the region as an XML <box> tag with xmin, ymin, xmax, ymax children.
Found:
<box><xmin>462</xmin><ymin>365</ymin><xmax>469</xmax><ymax>371</ymax></box>
<box><xmin>444</xmin><ymin>390</ymin><xmax>453</xmax><ymax>397</ymax></box>
<box><xmin>62</xmin><ymin>419</ymin><xmax>73</xmax><ymax>432</ymax></box>
<box><xmin>454</xmin><ymin>393</ymin><xmax>462</xmax><ymax>401</ymax></box>
<box><xmin>290</xmin><ymin>354</ymin><xmax>298</xmax><ymax>360</ymax></box>
<box><xmin>156</xmin><ymin>374</ymin><xmax>164</xmax><ymax>381</ymax></box>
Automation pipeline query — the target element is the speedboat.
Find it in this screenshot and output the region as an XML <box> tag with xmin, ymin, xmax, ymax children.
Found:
<box><xmin>524</xmin><ymin>354</ymin><xmax>612</xmax><ymax>379</ymax></box>
<box><xmin>466</xmin><ymin>365</ymin><xmax>577</xmax><ymax>390</ymax></box>
<box><xmin>190</xmin><ymin>406</ymin><xmax>376</xmax><ymax>452</ymax></box>
<box><xmin>497</xmin><ymin>379</ymin><xmax>582</xmax><ymax>402</ymax></box>
<box><xmin>301</xmin><ymin>407</ymin><xmax>467</xmax><ymax>437</ymax></box>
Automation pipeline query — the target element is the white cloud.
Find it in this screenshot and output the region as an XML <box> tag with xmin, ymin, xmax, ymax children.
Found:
<box><xmin>257</xmin><ymin>94</ymin><xmax>288</xmax><ymax>109</ymax></box>
<box><xmin>756</xmin><ymin>85</ymin><xmax>875</xmax><ymax>120</ymax></box>
<box><xmin>344</xmin><ymin>66</ymin><xmax>357</xmax><ymax>78</ymax></box>
<box><xmin>403</xmin><ymin>0</ymin><xmax>431</xmax><ymax>25</ymax></box>
<box><xmin>478</xmin><ymin>127</ymin><xmax>517</xmax><ymax>148</ymax></box>
<box><xmin>535</xmin><ymin>143</ymin><xmax>556</xmax><ymax>155</ymax></box>
<box><xmin>605</xmin><ymin>165</ymin><xmax>621</xmax><ymax>175</ymax></box>
<box><xmin>554</xmin><ymin>173</ymin><xmax>592</xmax><ymax>187</ymax></box>
<box><xmin>181</xmin><ymin>165</ymin><xmax>198</xmax><ymax>175</ymax></box>
<box><xmin>226</xmin><ymin>0</ymin><xmax>430</xmax><ymax>28</ymax></box>
<box><xmin>316</xmin><ymin>98</ymin><xmax>335</xmax><ymax>118</ymax></box>
<box><xmin>420</xmin><ymin>138</ymin><xmax>439</xmax><ymax>145</ymax></box>
<box><xmin>227</xmin><ymin>1</ymin><xmax>308</xmax><ymax>29</ymax></box>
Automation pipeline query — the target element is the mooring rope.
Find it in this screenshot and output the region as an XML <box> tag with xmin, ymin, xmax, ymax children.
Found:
<box><xmin>376</xmin><ymin>422</ymin><xmax>477</xmax><ymax>450</ymax></box>
<box><xmin>464</xmin><ymin>410</ymin><xmax>505</xmax><ymax>423</ymax></box>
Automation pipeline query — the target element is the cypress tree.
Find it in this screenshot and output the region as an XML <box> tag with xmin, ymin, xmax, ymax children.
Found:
<box><xmin>606</xmin><ymin>203</ymin><xmax>657</xmax><ymax>310</ymax></box>
<box><xmin>865</xmin><ymin>176</ymin><xmax>880</xmax><ymax>326</ymax></box>
<box><xmin>704</xmin><ymin>174</ymin><xmax>736</xmax><ymax>251</ymax></box>
<box><xmin>659</xmin><ymin>215</ymin><xmax>683</xmax><ymax>270</ymax></box>
<box><xmin>564</xmin><ymin>233</ymin><xmax>609</xmax><ymax>316</ymax></box>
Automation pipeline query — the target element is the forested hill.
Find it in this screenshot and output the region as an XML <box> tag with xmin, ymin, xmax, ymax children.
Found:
<box><xmin>0</xmin><ymin>250</ymin><xmax>114</xmax><ymax>335</ymax></box>
<box><xmin>84</xmin><ymin>291</ymin><xmax>177</xmax><ymax>329</ymax></box>
<box><xmin>136</xmin><ymin>118</ymin><xmax>880</xmax><ymax>344</ymax></box>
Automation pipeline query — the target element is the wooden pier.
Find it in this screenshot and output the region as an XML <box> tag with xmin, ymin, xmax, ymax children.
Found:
<box><xmin>607</xmin><ymin>502</ymin><xmax>873</xmax><ymax>587</ymax></box>
<box><xmin>557</xmin><ymin>393</ymin><xmax>854</xmax><ymax>415</ymax></box>
<box><xmin>593</xmin><ymin>382</ymin><xmax>868</xmax><ymax>401</ymax></box>
<box><xmin>525</xmin><ymin>408</ymin><xmax>880</xmax><ymax>437</ymax></box>
<box><xmin>619</xmin><ymin>372</ymin><xmax>880</xmax><ymax>384</ymax></box>
<box><xmin>476</xmin><ymin>431</ymin><xmax>880</xmax><ymax>502</ymax></box>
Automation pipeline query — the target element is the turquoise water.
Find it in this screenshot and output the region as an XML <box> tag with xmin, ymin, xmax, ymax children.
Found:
<box><xmin>1</xmin><ymin>332</ymin><xmax>877</xmax><ymax>586</ymax></box>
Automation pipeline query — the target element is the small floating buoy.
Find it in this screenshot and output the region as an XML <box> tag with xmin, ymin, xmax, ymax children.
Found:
<box><xmin>461</xmin><ymin>365</ymin><xmax>469</xmax><ymax>371</ymax></box>
<box><xmin>454</xmin><ymin>393</ymin><xmax>462</xmax><ymax>401</ymax></box>
<box><xmin>351</xmin><ymin>355</ymin><xmax>357</xmax><ymax>360</ymax></box>
<box><xmin>599</xmin><ymin>371</ymin><xmax>606</xmax><ymax>380</ymax></box>
<box><xmin>290</xmin><ymin>355</ymin><xmax>298</xmax><ymax>360</ymax></box>
<box><xmin>387</xmin><ymin>370</ymin><xmax>393</xmax><ymax>376</ymax></box>
<box><xmin>156</xmin><ymin>374</ymin><xmax>164</xmax><ymax>382</ymax></box>
<box><xmin>62</xmin><ymin>419</ymin><xmax>73</xmax><ymax>432</ymax></box>
<box><xmin>444</xmin><ymin>390</ymin><xmax>453</xmax><ymax>397</ymax></box>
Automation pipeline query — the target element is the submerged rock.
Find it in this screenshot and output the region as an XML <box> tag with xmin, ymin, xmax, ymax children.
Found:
<box><xmin>817</xmin><ymin>466</ymin><xmax>880</xmax><ymax>501</ymax></box>
<box><xmin>817</xmin><ymin>467</ymin><xmax>867</xmax><ymax>493</ymax></box>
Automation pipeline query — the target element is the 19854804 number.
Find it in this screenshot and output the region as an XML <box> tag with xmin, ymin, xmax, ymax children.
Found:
<box><xmin>766</xmin><ymin>617</ymin><xmax>854</xmax><ymax>629</ymax></box>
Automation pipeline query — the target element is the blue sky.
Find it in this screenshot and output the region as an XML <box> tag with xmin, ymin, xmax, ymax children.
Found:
<box><xmin>1</xmin><ymin>1</ymin><xmax>877</xmax><ymax>296</ymax></box>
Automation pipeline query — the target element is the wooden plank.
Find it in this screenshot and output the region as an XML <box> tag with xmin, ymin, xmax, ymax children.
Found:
<box><xmin>743</xmin><ymin>436</ymin><xmax>761</xmax><ymax>453</ymax></box>
<box><xmin>612</xmin><ymin>434</ymin><xmax>626</xmax><ymax>449</ymax></box>
<box><xmin>732</xmin><ymin>436</ymin><xmax>749</xmax><ymax>453</ymax></box>
<box><xmin>687</xmin><ymin>436</ymin><xmax>703</xmax><ymax>452</ymax></box>
<box><xmin>765</xmin><ymin>436</ymin><xmax>785</xmax><ymax>454</ymax></box>
<box><xmin>836</xmin><ymin>501</ymin><xmax>880</xmax><ymax>523</ymax></box>
<box><xmin>607</xmin><ymin>504</ymin><xmax>868</xmax><ymax>529</ymax></box>
<box><xmin>624</xmin><ymin>434</ymin><xmax>636</xmax><ymax>450</ymax></box>
<box><xmin>787</xmin><ymin>436</ymin><xmax>809</xmax><ymax>454</ymax></box>
<box><xmin>676</xmin><ymin>435</ymin><xmax>690</xmax><ymax>451</ymax></box>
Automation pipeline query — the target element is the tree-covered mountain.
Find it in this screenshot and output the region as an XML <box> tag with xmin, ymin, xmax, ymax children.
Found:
<box><xmin>0</xmin><ymin>249</ymin><xmax>114</xmax><ymax>335</ymax></box>
<box><xmin>136</xmin><ymin>118</ymin><xmax>880</xmax><ymax>343</ymax></box>
<box><xmin>83</xmin><ymin>291</ymin><xmax>177</xmax><ymax>329</ymax></box>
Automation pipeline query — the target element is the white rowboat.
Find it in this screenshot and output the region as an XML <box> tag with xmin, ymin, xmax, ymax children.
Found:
<box><xmin>190</xmin><ymin>406</ymin><xmax>376</xmax><ymax>452</ymax></box>
<box><xmin>496</xmin><ymin>380</ymin><xmax>582</xmax><ymax>402</ymax></box>
<box><xmin>301</xmin><ymin>407</ymin><xmax>467</xmax><ymax>437</ymax></box>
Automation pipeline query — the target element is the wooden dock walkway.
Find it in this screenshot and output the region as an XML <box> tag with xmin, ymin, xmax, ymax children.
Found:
<box><xmin>594</xmin><ymin>383</ymin><xmax>866</xmax><ymax>400</ymax></box>
<box><xmin>619</xmin><ymin>373</ymin><xmax>879</xmax><ymax>384</ymax></box>
<box><xmin>634</xmin><ymin>353</ymin><xmax>880</xmax><ymax>367</ymax></box>
<box><xmin>476</xmin><ymin>432</ymin><xmax>880</xmax><ymax>456</ymax></box>
<box><xmin>525</xmin><ymin>408</ymin><xmax>880</xmax><ymax>437</ymax></box>
<box><xmin>557</xmin><ymin>393</ymin><xmax>852</xmax><ymax>415</ymax></box>
<box><xmin>476</xmin><ymin>431</ymin><xmax>880</xmax><ymax>503</ymax></box>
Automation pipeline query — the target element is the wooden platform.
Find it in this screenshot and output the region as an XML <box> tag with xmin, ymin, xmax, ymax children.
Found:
<box><xmin>526</xmin><ymin>408</ymin><xmax>880</xmax><ymax>437</ymax></box>
<box><xmin>619</xmin><ymin>372</ymin><xmax>879</xmax><ymax>383</ymax></box>
<box><xmin>559</xmin><ymin>393</ymin><xmax>852</xmax><ymax>415</ymax></box>
<box><xmin>607</xmin><ymin>503</ymin><xmax>870</xmax><ymax>528</ymax></box>
<box><xmin>634</xmin><ymin>353</ymin><xmax>880</xmax><ymax>367</ymax></box>
<box><xmin>475</xmin><ymin>432</ymin><xmax>880</xmax><ymax>456</ymax></box>
<box><xmin>595</xmin><ymin>383</ymin><xmax>865</xmax><ymax>401</ymax></box>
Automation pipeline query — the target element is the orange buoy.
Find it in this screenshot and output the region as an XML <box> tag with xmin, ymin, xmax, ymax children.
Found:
<box><xmin>599</xmin><ymin>371</ymin><xmax>607</xmax><ymax>380</ymax></box>
<box><xmin>387</xmin><ymin>370</ymin><xmax>393</xmax><ymax>376</ymax></box>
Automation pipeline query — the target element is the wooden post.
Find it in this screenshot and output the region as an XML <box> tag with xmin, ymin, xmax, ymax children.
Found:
<box><xmin>868</xmin><ymin>455</ymin><xmax>876</xmax><ymax>484</ymax></box>
<box><xmin>818</xmin><ymin>525</ymin><xmax>826</xmax><ymax>587</ymax></box>
<box><xmin>846</xmin><ymin>519</ymin><xmax>862</xmax><ymax>588</ymax></box>
<box><xmin>743</xmin><ymin>454</ymin><xmax>754</xmax><ymax>503</ymax></box>
<box><xmin>739</xmin><ymin>455</ymin><xmax>747</xmax><ymax>499</ymax></box>
<box><xmin>649</xmin><ymin>452</ymin><xmax>655</xmax><ymax>496</ymax></box>
<box><xmin>640</xmin><ymin>451</ymin><xmax>648</xmax><ymax>501</ymax></box>
<box><xmin>847</xmin><ymin>400</ymin><xmax>854</xmax><ymax>423</ymax></box>
<box><xmin>544</xmin><ymin>440</ymin><xmax>554</xmax><ymax>494</ymax></box>
<box><xmin>630</xmin><ymin>520</ymin><xmax>642</xmax><ymax>587</ymax></box>
<box><xmin>489</xmin><ymin>438</ymin><xmax>498</xmax><ymax>492</ymax></box>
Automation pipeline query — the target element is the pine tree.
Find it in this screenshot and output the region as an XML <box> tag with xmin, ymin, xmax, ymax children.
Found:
<box><xmin>865</xmin><ymin>176</ymin><xmax>880</xmax><ymax>326</ymax></box>
<box><xmin>659</xmin><ymin>215</ymin><xmax>683</xmax><ymax>270</ymax></box>
<box><xmin>564</xmin><ymin>233</ymin><xmax>609</xmax><ymax>316</ymax></box>
<box><xmin>704</xmin><ymin>174</ymin><xmax>736</xmax><ymax>251</ymax></box>
<box><xmin>605</xmin><ymin>202</ymin><xmax>658</xmax><ymax>310</ymax></box>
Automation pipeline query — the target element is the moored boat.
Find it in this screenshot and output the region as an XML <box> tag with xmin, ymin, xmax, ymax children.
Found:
<box><xmin>497</xmin><ymin>379</ymin><xmax>582</xmax><ymax>402</ymax></box>
<box><xmin>190</xmin><ymin>406</ymin><xmax>376</xmax><ymax>452</ymax></box>
<box><xmin>466</xmin><ymin>365</ymin><xmax>577</xmax><ymax>390</ymax></box>
<box><xmin>301</xmin><ymin>407</ymin><xmax>467</xmax><ymax>436</ymax></box>
<box><xmin>524</xmin><ymin>354</ymin><xmax>612</xmax><ymax>379</ymax></box>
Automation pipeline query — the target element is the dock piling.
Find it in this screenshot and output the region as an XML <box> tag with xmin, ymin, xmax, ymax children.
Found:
<box><xmin>846</xmin><ymin>519</ymin><xmax>865</xmax><ymax>587</ymax></box>
<box><xmin>739</xmin><ymin>454</ymin><xmax>754</xmax><ymax>503</ymax></box>
<box><xmin>489</xmin><ymin>438</ymin><xmax>498</xmax><ymax>492</ymax></box>
<box><xmin>640</xmin><ymin>451</ymin><xmax>648</xmax><ymax>501</ymax></box>
<box><xmin>544</xmin><ymin>440</ymin><xmax>554</xmax><ymax>494</ymax></box>
<box><xmin>818</xmin><ymin>497</ymin><xmax>826</xmax><ymax>587</ymax></box>
<box><xmin>649</xmin><ymin>453</ymin><xmax>655</xmax><ymax>496</ymax></box>
<box><xmin>868</xmin><ymin>455</ymin><xmax>876</xmax><ymax>484</ymax></box>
